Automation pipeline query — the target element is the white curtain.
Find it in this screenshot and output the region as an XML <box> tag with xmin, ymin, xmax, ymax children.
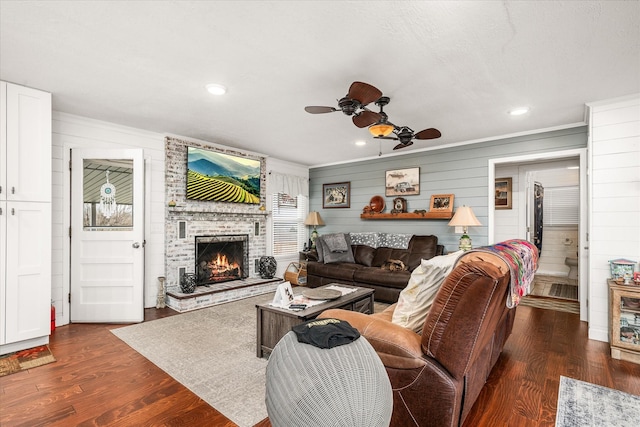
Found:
<box><xmin>270</xmin><ymin>172</ymin><xmax>309</xmax><ymax>197</ymax></box>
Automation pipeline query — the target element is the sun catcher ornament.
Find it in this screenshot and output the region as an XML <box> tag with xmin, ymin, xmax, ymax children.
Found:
<box><xmin>100</xmin><ymin>170</ymin><xmax>117</xmax><ymax>218</ymax></box>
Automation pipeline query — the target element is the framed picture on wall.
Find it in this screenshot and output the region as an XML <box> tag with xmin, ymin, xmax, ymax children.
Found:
<box><xmin>385</xmin><ymin>167</ymin><xmax>420</xmax><ymax>196</ymax></box>
<box><xmin>495</xmin><ymin>177</ymin><xmax>512</xmax><ymax>209</ymax></box>
<box><xmin>323</xmin><ymin>182</ymin><xmax>350</xmax><ymax>208</ymax></box>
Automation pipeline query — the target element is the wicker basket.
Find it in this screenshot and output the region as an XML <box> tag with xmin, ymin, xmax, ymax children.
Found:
<box><xmin>284</xmin><ymin>262</ymin><xmax>307</xmax><ymax>286</ymax></box>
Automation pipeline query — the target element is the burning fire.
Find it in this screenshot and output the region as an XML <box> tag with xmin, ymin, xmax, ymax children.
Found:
<box><xmin>206</xmin><ymin>253</ymin><xmax>240</xmax><ymax>278</ymax></box>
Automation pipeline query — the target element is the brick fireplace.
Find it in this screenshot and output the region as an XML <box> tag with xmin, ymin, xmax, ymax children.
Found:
<box><xmin>164</xmin><ymin>137</ymin><xmax>280</xmax><ymax>311</ymax></box>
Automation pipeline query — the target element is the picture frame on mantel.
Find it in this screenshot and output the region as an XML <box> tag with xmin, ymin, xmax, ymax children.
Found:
<box><xmin>495</xmin><ymin>177</ymin><xmax>512</xmax><ymax>209</ymax></box>
<box><xmin>323</xmin><ymin>182</ymin><xmax>350</xmax><ymax>208</ymax></box>
<box><xmin>429</xmin><ymin>194</ymin><xmax>454</xmax><ymax>213</ymax></box>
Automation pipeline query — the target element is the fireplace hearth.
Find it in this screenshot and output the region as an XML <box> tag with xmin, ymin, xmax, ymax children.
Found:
<box><xmin>195</xmin><ymin>234</ymin><xmax>249</xmax><ymax>285</ymax></box>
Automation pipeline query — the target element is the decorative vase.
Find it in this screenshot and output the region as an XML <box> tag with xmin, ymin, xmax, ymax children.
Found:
<box><xmin>259</xmin><ymin>256</ymin><xmax>277</xmax><ymax>279</ymax></box>
<box><xmin>180</xmin><ymin>273</ymin><xmax>197</xmax><ymax>293</ymax></box>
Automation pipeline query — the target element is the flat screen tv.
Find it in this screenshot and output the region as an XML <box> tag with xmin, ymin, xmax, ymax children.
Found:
<box><xmin>187</xmin><ymin>147</ymin><xmax>261</xmax><ymax>204</ymax></box>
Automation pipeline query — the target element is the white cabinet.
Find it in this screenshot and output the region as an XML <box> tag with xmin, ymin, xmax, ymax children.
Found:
<box><xmin>0</xmin><ymin>81</ymin><xmax>52</xmax><ymax>355</ymax></box>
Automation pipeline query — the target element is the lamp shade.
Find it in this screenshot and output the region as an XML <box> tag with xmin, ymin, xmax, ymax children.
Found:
<box><xmin>304</xmin><ymin>211</ymin><xmax>325</xmax><ymax>227</ymax></box>
<box><xmin>448</xmin><ymin>206</ymin><xmax>482</xmax><ymax>227</ymax></box>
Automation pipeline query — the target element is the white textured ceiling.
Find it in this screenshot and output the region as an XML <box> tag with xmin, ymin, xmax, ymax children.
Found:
<box><xmin>1</xmin><ymin>1</ymin><xmax>639</xmax><ymax>166</ymax></box>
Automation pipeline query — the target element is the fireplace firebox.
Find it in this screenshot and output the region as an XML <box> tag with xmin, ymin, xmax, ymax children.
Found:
<box><xmin>195</xmin><ymin>234</ymin><xmax>249</xmax><ymax>285</ymax></box>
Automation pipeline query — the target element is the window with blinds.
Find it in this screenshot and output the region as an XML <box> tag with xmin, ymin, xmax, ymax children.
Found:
<box><xmin>271</xmin><ymin>193</ymin><xmax>307</xmax><ymax>256</ymax></box>
<box><xmin>543</xmin><ymin>186</ymin><xmax>579</xmax><ymax>225</ymax></box>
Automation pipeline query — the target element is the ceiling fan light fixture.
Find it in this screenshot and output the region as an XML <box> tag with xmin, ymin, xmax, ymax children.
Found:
<box><xmin>369</xmin><ymin>123</ymin><xmax>394</xmax><ymax>137</ymax></box>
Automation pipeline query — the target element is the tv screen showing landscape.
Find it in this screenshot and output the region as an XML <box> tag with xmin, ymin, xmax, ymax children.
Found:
<box><xmin>187</xmin><ymin>147</ymin><xmax>261</xmax><ymax>204</ymax></box>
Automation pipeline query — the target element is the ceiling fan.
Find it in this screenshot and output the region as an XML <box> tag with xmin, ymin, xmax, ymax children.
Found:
<box><xmin>304</xmin><ymin>81</ymin><xmax>383</xmax><ymax>128</ymax></box>
<box><xmin>305</xmin><ymin>81</ymin><xmax>441</xmax><ymax>150</ymax></box>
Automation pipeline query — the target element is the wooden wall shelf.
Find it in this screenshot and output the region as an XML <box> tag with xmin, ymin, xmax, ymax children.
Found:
<box><xmin>360</xmin><ymin>212</ymin><xmax>453</xmax><ymax>220</ymax></box>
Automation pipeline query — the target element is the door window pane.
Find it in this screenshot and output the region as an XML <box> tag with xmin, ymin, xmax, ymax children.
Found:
<box><xmin>83</xmin><ymin>159</ymin><xmax>133</xmax><ymax>229</ymax></box>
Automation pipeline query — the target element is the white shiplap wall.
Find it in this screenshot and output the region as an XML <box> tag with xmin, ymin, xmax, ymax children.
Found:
<box><xmin>52</xmin><ymin>113</ymin><xmax>166</xmax><ymax>325</ymax></box>
<box><xmin>587</xmin><ymin>94</ymin><xmax>640</xmax><ymax>342</ymax></box>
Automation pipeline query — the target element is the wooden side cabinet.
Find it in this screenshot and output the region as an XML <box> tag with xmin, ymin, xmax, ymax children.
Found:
<box><xmin>609</xmin><ymin>280</ymin><xmax>640</xmax><ymax>364</ymax></box>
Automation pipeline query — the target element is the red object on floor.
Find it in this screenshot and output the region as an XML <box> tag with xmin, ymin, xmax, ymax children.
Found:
<box><xmin>50</xmin><ymin>304</ymin><xmax>55</xmax><ymax>332</ymax></box>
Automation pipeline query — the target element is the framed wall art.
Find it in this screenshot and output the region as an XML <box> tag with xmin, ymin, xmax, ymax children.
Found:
<box><xmin>429</xmin><ymin>194</ymin><xmax>454</xmax><ymax>213</ymax></box>
<box><xmin>495</xmin><ymin>177</ymin><xmax>512</xmax><ymax>209</ymax></box>
<box><xmin>385</xmin><ymin>167</ymin><xmax>420</xmax><ymax>196</ymax></box>
<box><xmin>323</xmin><ymin>182</ymin><xmax>350</xmax><ymax>208</ymax></box>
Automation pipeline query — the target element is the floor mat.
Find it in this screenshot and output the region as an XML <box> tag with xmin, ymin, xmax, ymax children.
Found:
<box><xmin>549</xmin><ymin>283</ymin><xmax>578</xmax><ymax>300</ymax></box>
<box><xmin>0</xmin><ymin>345</ymin><xmax>56</xmax><ymax>377</ymax></box>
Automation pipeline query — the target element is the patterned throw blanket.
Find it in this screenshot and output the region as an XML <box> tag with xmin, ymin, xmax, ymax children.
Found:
<box><xmin>465</xmin><ymin>239</ymin><xmax>539</xmax><ymax>308</ymax></box>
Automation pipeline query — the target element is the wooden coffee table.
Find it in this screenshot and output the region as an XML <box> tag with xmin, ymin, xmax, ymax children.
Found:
<box><xmin>256</xmin><ymin>284</ymin><xmax>374</xmax><ymax>358</ymax></box>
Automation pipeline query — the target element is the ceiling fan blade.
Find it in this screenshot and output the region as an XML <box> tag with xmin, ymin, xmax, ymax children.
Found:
<box><xmin>393</xmin><ymin>141</ymin><xmax>414</xmax><ymax>150</ymax></box>
<box><xmin>352</xmin><ymin>110</ymin><xmax>381</xmax><ymax>128</ymax></box>
<box><xmin>348</xmin><ymin>81</ymin><xmax>383</xmax><ymax>106</ymax></box>
<box><xmin>414</xmin><ymin>128</ymin><xmax>442</xmax><ymax>140</ymax></box>
<box><xmin>304</xmin><ymin>106</ymin><xmax>339</xmax><ymax>114</ymax></box>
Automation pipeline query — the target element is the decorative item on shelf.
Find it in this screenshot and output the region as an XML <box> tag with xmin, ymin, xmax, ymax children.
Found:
<box><xmin>168</xmin><ymin>199</ymin><xmax>177</xmax><ymax>207</ymax></box>
<box><xmin>430</xmin><ymin>194</ymin><xmax>454</xmax><ymax>214</ymax></box>
<box><xmin>448</xmin><ymin>205</ymin><xmax>482</xmax><ymax>251</ymax></box>
<box><xmin>180</xmin><ymin>273</ymin><xmax>197</xmax><ymax>294</ymax></box>
<box><xmin>304</xmin><ymin>211</ymin><xmax>325</xmax><ymax>248</ymax></box>
<box><xmin>259</xmin><ymin>256</ymin><xmax>277</xmax><ymax>279</ymax></box>
<box><xmin>391</xmin><ymin>197</ymin><xmax>407</xmax><ymax>213</ymax></box>
<box><xmin>609</xmin><ymin>259</ymin><xmax>637</xmax><ymax>281</ymax></box>
<box><xmin>369</xmin><ymin>195</ymin><xmax>385</xmax><ymax>213</ymax></box>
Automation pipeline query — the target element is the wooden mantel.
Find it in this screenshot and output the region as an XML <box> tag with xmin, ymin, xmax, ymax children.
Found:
<box><xmin>360</xmin><ymin>211</ymin><xmax>453</xmax><ymax>220</ymax></box>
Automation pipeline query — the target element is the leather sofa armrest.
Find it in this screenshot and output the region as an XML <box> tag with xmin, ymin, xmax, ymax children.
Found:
<box><xmin>318</xmin><ymin>308</ymin><xmax>425</xmax><ymax>369</ymax></box>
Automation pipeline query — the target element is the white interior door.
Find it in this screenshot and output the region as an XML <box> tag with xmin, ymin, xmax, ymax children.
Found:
<box><xmin>71</xmin><ymin>149</ymin><xmax>144</xmax><ymax>323</ymax></box>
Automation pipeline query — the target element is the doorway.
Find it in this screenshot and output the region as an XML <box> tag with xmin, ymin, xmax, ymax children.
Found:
<box><xmin>488</xmin><ymin>148</ymin><xmax>588</xmax><ymax>322</ymax></box>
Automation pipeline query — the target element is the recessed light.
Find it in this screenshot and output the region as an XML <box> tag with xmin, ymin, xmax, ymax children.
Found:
<box><xmin>508</xmin><ymin>107</ymin><xmax>530</xmax><ymax>116</ymax></box>
<box><xmin>355</xmin><ymin>140</ymin><xmax>366</xmax><ymax>146</ymax></box>
<box><xmin>206</xmin><ymin>84</ymin><xmax>227</xmax><ymax>95</ymax></box>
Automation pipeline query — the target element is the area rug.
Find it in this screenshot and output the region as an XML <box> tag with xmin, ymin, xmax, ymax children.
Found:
<box><xmin>556</xmin><ymin>376</ymin><xmax>640</xmax><ymax>427</ymax></box>
<box><xmin>549</xmin><ymin>283</ymin><xmax>578</xmax><ymax>300</ymax></box>
<box><xmin>112</xmin><ymin>293</ymin><xmax>273</xmax><ymax>427</ymax></box>
<box><xmin>0</xmin><ymin>345</ymin><xmax>56</xmax><ymax>377</ymax></box>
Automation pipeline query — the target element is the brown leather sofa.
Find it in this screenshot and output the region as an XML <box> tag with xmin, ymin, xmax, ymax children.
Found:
<box><xmin>306</xmin><ymin>234</ymin><xmax>444</xmax><ymax>303</ymax></box>
<box><xmin>318</xmin><ymin>251</ymin><xmax>516</xmax><ymax>427</ymax></box>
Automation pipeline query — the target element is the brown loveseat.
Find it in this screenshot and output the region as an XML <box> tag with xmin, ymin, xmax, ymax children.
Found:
<box><xmin>318</xmin><ymin>251</ymin><xmax>519</xmax><ymax>427</ymax></box>
<box><xmin>306</xmin><ymin>233</ymin><xmax>444</xmax><ymax>303</ymax></box>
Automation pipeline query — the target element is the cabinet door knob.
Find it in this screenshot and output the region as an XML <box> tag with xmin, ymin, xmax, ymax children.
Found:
<box><xmin>132</xmin><ymin>242</ymin><xmax>140</xmax><ymax>248</ymax></box>
<box><xmin>11</xmin><ymin>208</ymin><xmax>15</xmax><ymax>215</ymax></box>
<box><xmin>11</xmin><ymin>187</ymin><xmax>15</xmax><ymax>194</ymax></box>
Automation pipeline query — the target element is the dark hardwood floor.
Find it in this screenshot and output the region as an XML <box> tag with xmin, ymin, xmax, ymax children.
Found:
<box><xmin>1</xmin><ymin>305</ymin><xmax>639</xmax><ymax>427</ymax></box>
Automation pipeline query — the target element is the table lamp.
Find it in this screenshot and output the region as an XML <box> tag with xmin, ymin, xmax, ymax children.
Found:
<box><xmin>304</xmin><ymin>211</ymin><xmax>325</xmax><ymax>248</ymax></box>
<box><xmin>448</xmin><ymin>205</ymin><xmax>482</xmax><ymax>251</ymax></box>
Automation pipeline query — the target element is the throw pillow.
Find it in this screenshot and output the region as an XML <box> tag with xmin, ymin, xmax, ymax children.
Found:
<box><xmin>317</xmin><ymin>233</ymin><xmax>355</xmax><ymax>264</ymax></box>
<box><xmin>391</xmin><ymin>250</ymin><xmax>464</xmax><ymax>333</ymax></box>
<box><xmin>352</xmin><ymin>245</ymin><xmax>376</xmax><ymax>267</ymax></box>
